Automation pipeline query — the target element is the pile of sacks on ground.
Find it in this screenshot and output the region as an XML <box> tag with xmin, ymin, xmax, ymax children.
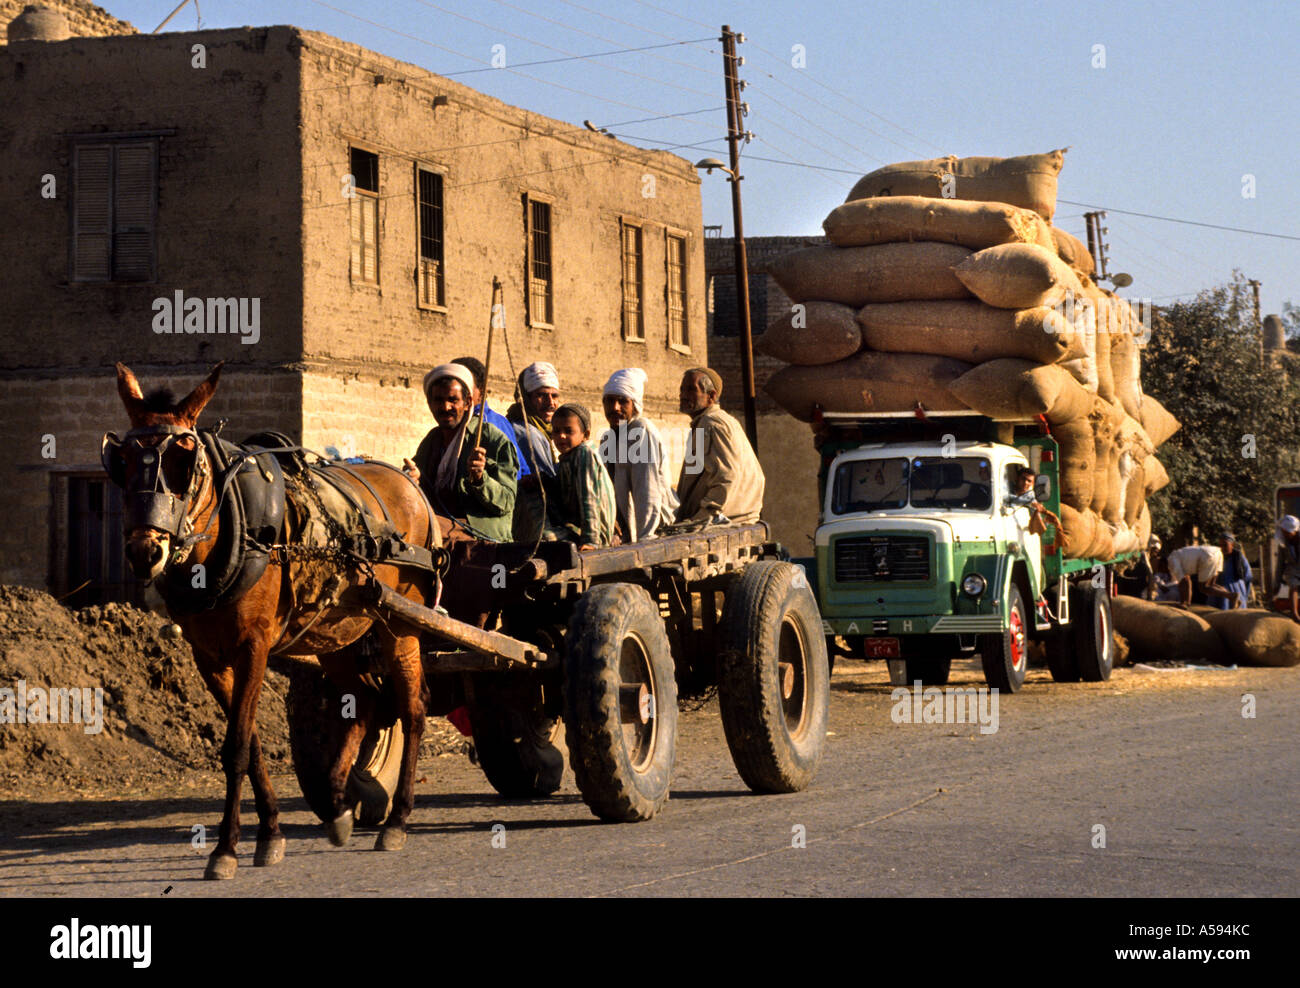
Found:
<box><xmin>1110</xmin><ymin>597</ymin><xmax>1300</xmax><ymax>668</ymax></box>
<box><xmin>760</xmin><ymin>148</ymin><xmax>1178</xmax><ymax>561</ymax></box>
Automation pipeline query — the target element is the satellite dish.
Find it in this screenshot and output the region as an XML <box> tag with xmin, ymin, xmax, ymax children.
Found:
<box><xmin>1110</xmin><ymin>272</ymin><xmax>1133</xmax><ymax>288</ymax></box>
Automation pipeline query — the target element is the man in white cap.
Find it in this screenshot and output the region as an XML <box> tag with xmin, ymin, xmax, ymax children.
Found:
<box><xmin>1275</xmin><ymin>515</ymin><xmax>1300</xmax><ymax>622</ymax></box>
<box><xmin>599</xmin><ymin>367</ymin><xmax>677</xmax><ymax>542</ymax></box>
<box><xmin>508</xmin><ymin>360</ymin><xmax>561</xmax><ymax>541</ymax></box>
<box><xmin>403</xmin><ymin>363</ymin><xmax>517</xmax><ymax>542</ymax></box>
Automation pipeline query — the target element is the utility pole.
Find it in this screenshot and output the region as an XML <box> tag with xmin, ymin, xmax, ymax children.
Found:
<box><xmin>720</xmin><ymin>25</ymin><xmax>758</xmax><ymax>449</ymax></box>
<box><xmin>1084</xmin><ymin>211</ymin><xmax>1111</xmax><ymax>280</ymax></box>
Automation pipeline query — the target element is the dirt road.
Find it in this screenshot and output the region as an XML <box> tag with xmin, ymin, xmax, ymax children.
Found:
<box><xmin>2</xmin><ymin>660</ymin><xmax>1296</xmax><ymax>897</ymax></box>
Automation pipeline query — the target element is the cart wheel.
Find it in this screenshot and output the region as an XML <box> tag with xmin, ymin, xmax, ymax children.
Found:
<box><xmin>285</xmin><ymin>661</ymin><xmax>405</xmax><ymax>824</ymax></box>
<box><xmin>1074</xmin><ymin>585</ymin><xmax>1114</xmax><ymax>682</ymax></box>
<box><xmin>466</xmin><ymin>673</ymin><xmax>565</xmax><ymax>798</ymax></box>
<box><xmin>564</xmin><ymin>583</ymin><xmax>677</xmax><ymax>822</ymax></box>
<box><xmin>980</xmin><ymin>584</ymin><xmax>1029</xmax><ymax>693</ymax></box>
<box><xmin>717</xmin><ymin>560</ymin><xmax>829</xmax><ymax>794</ymax></box>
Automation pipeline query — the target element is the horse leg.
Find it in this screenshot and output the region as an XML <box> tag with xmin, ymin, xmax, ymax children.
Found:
<box><xmin>375</xmin><ymin>632</ymin><xmax>427</xmax><ymax>852</ymax></box>
<box><xmin>195</xmin><ymin>662</ymin><xmax>283</xmax><ymax>867</ymax></box>
<box><xmin>323</xmin><ymin>686</ymin><xmax>369</xmax><ymax>847</ymax></box>
<box><xmin>248</xmin><ymin>730</ymin><xmax>285</xmax><ymax>866</ymax></box>
<box><xmin>205</xmin><ymin>644</ymin><xmax>272</xmax><ymax>880</ymax></box>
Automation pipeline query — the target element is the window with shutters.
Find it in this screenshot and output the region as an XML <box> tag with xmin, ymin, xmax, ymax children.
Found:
<box><xmin>350</xmin><ymin>147</ymin><xmax>379</xmax><ymax>285</ymax></box>
<box><xmin>666</xmin><ymin>232</ymin><xmax>689</xmax><ymax>352</ymax></box>
<box><xmin>71</xmin><ymin>139</ymin><xmax>158</xmax><ymax>282</ymax></box>
<box><xmin>524</xmin><ymin>195</ymin><xmax>553</xmax><ymax>328</ymax></box>
<box><xmin>620</xmin><ymin>220</ymin><xmax>644</xmax><ymax>342</ymax></box>
<box><xmin>416</xmin><ymin>167</ymin><xmax>445</xmax><ymax>309</ymax></box>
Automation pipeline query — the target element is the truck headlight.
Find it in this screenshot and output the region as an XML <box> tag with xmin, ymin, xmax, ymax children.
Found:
<box><xmin>961</xmin><ymin>574</ymin><xmax>987</xmax><ymax>598</ymax></box>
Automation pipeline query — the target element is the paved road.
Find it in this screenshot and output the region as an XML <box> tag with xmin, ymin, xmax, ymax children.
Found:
<box><xmin>2</xmin><ymin>661</ymin><xmax>1296</xmax><ymax>897</ymax></box>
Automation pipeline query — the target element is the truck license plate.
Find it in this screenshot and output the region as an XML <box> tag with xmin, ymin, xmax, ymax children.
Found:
<box><xmin>864</xmin><ymin>637</ymin><xmax>900</xmax><ymax>658</ymax></box>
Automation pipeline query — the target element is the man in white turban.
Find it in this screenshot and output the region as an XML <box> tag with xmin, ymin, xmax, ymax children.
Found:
<box><xmin>403</xmin><ymin>363</ymin><xmax>517</xmax><ymax>542</ymax></box>
<box><xmin>508</xmin><ymin>360</ymin><xmax>561</xmax><ymax>541</ymax></box>
<box><xmin>598</xmin><ymin>367</ymin><xmax>677</xmax><ymax>542</ymax></box>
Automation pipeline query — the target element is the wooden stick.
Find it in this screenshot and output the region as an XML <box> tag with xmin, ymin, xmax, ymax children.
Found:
<box><xmin>475</xmin><ymin>277</ymin><xmax>502</xmax><ymax>451</ymax></box>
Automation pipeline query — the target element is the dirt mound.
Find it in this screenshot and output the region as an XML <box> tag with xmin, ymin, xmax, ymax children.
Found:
<box><xmin>0</xmin><ymin>585</ymin><xmax>290</xmax><ymax>794</ymax></box>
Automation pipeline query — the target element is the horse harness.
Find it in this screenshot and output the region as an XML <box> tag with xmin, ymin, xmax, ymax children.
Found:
<box><xmin>102</xmin><ymin>422</ymin><xmax>445</xmax><ymax>618</ymax></box>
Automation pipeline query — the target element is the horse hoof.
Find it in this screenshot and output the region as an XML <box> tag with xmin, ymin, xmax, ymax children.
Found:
<box><xmin>204</xmin><ymin>853</ymin><xmax>238</xmax><ymax>880</ymax></box>
<box><xmin>375</xmin><ymin>826</ymin><xmax>407</xmax><ymax>852</ymax></box>
<box><xmin>254</xmin><ymin>835</ymin><xmax>286</xmax><ymax>867</ymax></box>
<box><xmin>325</xmin><ymin>811</ymin><xmax>354</xmax><ymax>847</ymax></box>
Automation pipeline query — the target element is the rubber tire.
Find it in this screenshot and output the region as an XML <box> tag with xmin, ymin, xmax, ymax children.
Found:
<box><xmin>903</xmin><ymin>656</ymin><xmax>951</xmax><ymax>686</ymax></box>
<box><xmin>1044</xmin><ymin>627</ymin><xmax>1080</xmax><ymax>683</ymax></box>
<box><xmin>466</xmin><ymin>673</ymin><xmax>565</xmax><ymax>798</ymax></box>
<box><xmin>564</xmin><ymin>583</ymin><xmax>677</xmax><ymax>822</ymax></box>
<box><xmin>1074</xmin><ymin>585</ymin><xmax>1115</xmax><ymax>682</ymax></box>
<box><xmin>980</xmin><ymin>584</ymin><xmax>1029</xmax><ymax>693</ymax></box>
<box><xmin>284</xmin><ymin>662</ymin><xmax>405</xmax><ymax>824</ymax></box>
<box><xmin>717</xmin><ymin>560</ymin><xmax>829</xmax><ymax>794</ymax></box>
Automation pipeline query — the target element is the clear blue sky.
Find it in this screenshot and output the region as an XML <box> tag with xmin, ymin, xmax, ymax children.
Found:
<box><xmin>112</xmin><ymin>0</ymin><xmax>1299</xmax><ymax>316</ymax></box>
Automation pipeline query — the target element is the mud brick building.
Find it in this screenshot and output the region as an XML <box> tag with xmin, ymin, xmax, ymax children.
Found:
<box><xmin>705</xmin><ymin>234</ymin><xmax>828</xmax><ymax>556</ymax></box>
<box><xmin>0</xmin><ymin>5</ymin><xmax>707</xmax><ymax>602</ymax></box>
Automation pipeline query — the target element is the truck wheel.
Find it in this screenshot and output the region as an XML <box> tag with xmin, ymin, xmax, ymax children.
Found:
<box><xmin>564</xmin><ymin>583</ymin><xmax>677</xmax><ymax>822</ymax></box>
<box><xmin>1044</xmin><ymin>628</ymin><xmax>1080</xmax><ymax>683</ymax></box>
<box><xmin>904</xmin><ymin>656</ymin><xmax>951</xmax><ymax>685</ymax></box>
<box><xmin>718</xmin><ymin>561</ymin><xmax>829</xmax><ymax>794</ymax></box>
<box><xmin>980</xmin><ymin>584</ymin><xmax>1029</xmax><ymax>693</ymax></box>
<box><xmin>1074</xmin><ymin>585</ymin><xmax>1114</xmax><ymax>681</ymax></box>
<box><xmin>285</xmin><ymin>662</ymin><xmax>405</xmax><ymax>824</ymax></box>
<box><xmin>466</xmin><ymin>673</ymin><xmax>565</xmax><ymax>798</ymax></box>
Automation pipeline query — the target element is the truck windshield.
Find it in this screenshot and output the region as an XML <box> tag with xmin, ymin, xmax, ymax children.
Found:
<box><xmin>832</xmin><ymin>456</ymin><xmax>993</xmax><ymax>513</ymax></box>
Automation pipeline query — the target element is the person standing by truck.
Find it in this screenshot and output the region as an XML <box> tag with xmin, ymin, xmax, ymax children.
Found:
<box><xmin>675</xmin><ymin>367</ymin><xmax>765</xmax><ymax>527</ymax></box>
<box><xmin>1216</xmin><ymin>532</ymin><xmax>1252</xmax><ymax>610</ymax></box>
<box><xmin>1274</xmin><ymin>515</ymin><xmax>1300</xmax><ymax>622</ymax></box>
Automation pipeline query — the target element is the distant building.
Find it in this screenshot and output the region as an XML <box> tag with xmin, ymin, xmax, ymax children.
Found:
<box><xmin>0</xmin><ymin>9</ymin><xmax>706</xmax><ymax>601</ymax></box>
<box><xmin>705</xmin><ymin>235</ymin><xmax>827</xmax><ymax>556</ymax></box>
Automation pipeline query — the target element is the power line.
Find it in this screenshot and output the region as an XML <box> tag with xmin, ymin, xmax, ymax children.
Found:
<box><xmin>405</xmin><ymin>0</ymin><xmax>717</xmax><ymax>98</ymax></box>
<box><xmin>1058</xmin><ymin>199</ymin><xmax>1300</xmax><ymax>243</ymax></box>
<box><xmin>440</xmin><ymin>37</ymin><xmax>716</xmax><ymax>76</ymax></box>
<box><xmin>625</xmin><ymin>0</ymin><xmax>714</xmax><ymax>32</ymax></box>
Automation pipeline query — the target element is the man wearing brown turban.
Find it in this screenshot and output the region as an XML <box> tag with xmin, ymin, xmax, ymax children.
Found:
<box><xmin>675</xmin><ymin>367</ymin><xmax>765</xmax><ymax>526</ymax></box>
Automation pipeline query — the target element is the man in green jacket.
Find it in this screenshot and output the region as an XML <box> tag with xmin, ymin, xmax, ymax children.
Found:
<box><xmin>404</xmin><ymin>363</ymin><xmax>518</xmax><ymax>542</ymax></box>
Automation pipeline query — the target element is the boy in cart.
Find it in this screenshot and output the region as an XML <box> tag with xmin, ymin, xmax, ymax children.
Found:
<box><xmin>544</xmin><ymin>403</ymin><xmax>618</xmax><ymax>550</ymax></box>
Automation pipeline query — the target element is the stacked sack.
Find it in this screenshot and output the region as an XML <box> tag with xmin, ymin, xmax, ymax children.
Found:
<box><xmin>760</xmin><ymin>149</ymin><xmax>1178</xmax><ymax>561</ymax></box>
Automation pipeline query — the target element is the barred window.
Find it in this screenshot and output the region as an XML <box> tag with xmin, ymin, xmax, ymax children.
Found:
<box><xmin>621</xmin><ymin>221</ymin><xmax>644</xmax><ymax>341</ymax></box>
<box><xmin>349</xmin><ymin>147</ymin><xmax>379</xmax><ymax>285</ymax></box>
<box><xmin>526</xmin><ymin>196</ymin><xmax>553</xmax><ymax>327</ymax></box>
<box><xmin>666</xmin><ymin>232</ymin><xmax>688</xmax><ymax>350</ymax></box>
<box><xmin>417</xmin><ymin>168</ymin><xmax>444</xmax><ymax>308</ymax></box>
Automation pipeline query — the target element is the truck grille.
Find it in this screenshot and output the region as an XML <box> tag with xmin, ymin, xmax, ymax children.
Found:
<box><xmin>834</xmin><ymin>536</ymin><xmax>931</xmax><ymax>582</ymax></box>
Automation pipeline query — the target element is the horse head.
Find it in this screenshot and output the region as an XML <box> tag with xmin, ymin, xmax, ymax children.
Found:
<box><xmin>104</xmin><ymin>361</ymin><xmax>224</xmax><ymax>581</ymax></box>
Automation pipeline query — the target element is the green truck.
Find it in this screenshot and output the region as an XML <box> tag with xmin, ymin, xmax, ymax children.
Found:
<box><xmin>796</xmin><ymin>412</ymin><xmax>1137</xmax><ymax>692</ymax></box>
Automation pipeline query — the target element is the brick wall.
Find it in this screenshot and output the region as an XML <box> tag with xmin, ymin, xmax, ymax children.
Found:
<box><xmin>297</xmin><ymin>30</ymin><xmax>707</xmax><ymax>413</ymax></box>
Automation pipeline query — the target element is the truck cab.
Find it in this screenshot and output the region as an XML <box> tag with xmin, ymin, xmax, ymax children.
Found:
<box><xmin>803</xmin><ymin>414</ymin><xmax>1122</xmax><ymax>692</ymax></box>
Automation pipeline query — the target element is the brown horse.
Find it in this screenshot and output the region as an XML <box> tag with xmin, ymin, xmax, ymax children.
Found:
<box><xmin>107</xmin><ymin>362</ymin><xmax>437</xmax><ymax>879</ymax></box>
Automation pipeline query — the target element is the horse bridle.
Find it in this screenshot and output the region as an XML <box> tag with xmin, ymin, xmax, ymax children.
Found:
<box><xmin>101</xmin><ymin>424</ymin><xmax>212</xmax><ymax>550</ymax></box>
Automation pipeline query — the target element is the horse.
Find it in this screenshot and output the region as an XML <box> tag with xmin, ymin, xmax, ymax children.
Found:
<box><xmin>104</xmin><ymin>361</ymin><xmax>439</xmax><ymax>879</ymax></box>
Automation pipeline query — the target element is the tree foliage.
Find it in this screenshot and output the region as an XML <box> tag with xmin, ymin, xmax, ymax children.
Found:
<box><xmin>1143</xmin><ymin>273</ymin><xmax>1300</xmax><ymax>551</ymax></box>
